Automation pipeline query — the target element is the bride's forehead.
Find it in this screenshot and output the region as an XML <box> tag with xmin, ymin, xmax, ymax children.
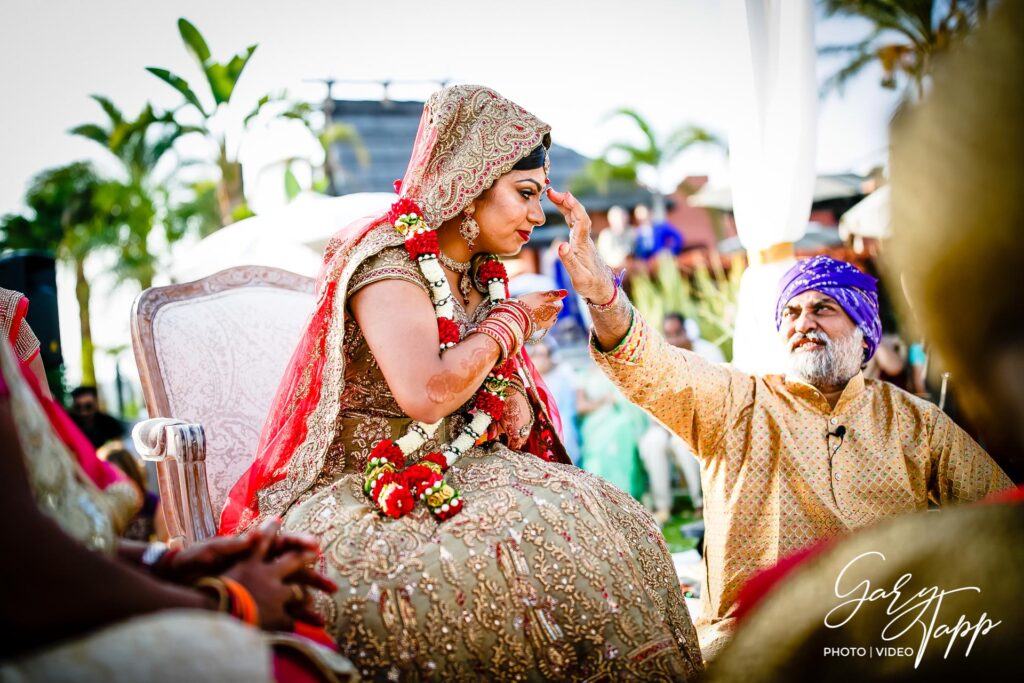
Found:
<box><xmin>498</xmin><ymin>168</ymin><xmax>546</xmax><ymax>184</ymax></box>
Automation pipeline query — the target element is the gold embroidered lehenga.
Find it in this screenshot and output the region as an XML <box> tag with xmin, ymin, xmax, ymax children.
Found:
<box><xmin>221</xmin><ymin>86</ymin><xmax>702</xmax><ymax>681</ymax></box>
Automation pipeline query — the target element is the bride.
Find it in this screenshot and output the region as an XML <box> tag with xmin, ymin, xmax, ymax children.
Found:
<box><xmin>221</xmin><ymin>85</ymin><xmax>701</xmax><ymax>681</ymax></box>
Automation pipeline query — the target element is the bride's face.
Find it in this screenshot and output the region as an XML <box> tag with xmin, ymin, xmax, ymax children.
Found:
<box><xmin>472</xmin><ymin>168</ymin><xmax>547</xmax><ymax>256</ymax></box>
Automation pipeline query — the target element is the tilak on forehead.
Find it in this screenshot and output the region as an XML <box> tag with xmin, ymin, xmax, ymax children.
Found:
<box><xmin>775</xmin><ymin>255</ymin><xmax>882</xmax><ymax>362</ymax></box>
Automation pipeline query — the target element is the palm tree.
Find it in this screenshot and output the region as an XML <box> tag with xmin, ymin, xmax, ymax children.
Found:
<box><xmin>0</xmin><ymin>163</ymin><xmax>114</xmax><ymax>384</ymax></box>
<box><xmin>146</xmin><ymin>18</ymin><xmax>263</xmax><ymax>226</ymax></box>
<box><xmin>277</xmin><ymin>100</ymin><xmax>369</xmax><ymax>197</ymax></box>
<box><xmin>580</xmin><ymin>108</ymin><xmax>723</xmax><ymax>219</ymax></box>
<box><xmin>70</xmin><ymin>97</ymin><xmax>195</xmax><ymax>289</ymax></box>
<box><xmin>149</xmin><ymin>18</ymin><xmax>344</xmax><ymax>225</ymax></box>
<box><xmin>70</xmin><ymin>96</ymin><xmax>194</xmax><ymax>186</ymax></box>
<box><xmin>819</xmin><ymin>0</ymin><xmax>989</xmax><ymax>101</ymax></box>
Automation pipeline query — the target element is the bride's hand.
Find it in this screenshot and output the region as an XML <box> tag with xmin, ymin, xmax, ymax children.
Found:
<box><xmin>499</xmin><ymin>389</ymin><xmax>532</xmax><ymax>450</ymax></box>
<box><xmin>515</xmin><ymin>290</ymin><xmax>567</xmax><ymax>334</ymax></box>
<box><xmin>546</xmin><ymin>188</ymin><xmax>616</xmax><ymax>304</ymax></box>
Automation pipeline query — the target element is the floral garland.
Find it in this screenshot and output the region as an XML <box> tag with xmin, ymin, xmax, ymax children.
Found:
<box><xmin>362</xmin><ymin>196</ymin><xmax>514</xmax><ymax>520</ymax></box>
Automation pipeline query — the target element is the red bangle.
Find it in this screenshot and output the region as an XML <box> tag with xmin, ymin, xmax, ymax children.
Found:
<box><xmin>586</xmin><ymin>287</ymin><xmax>619</xmax><ymax>311</ymax></box>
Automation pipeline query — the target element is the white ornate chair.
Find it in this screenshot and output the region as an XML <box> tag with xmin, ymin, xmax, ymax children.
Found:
<box><xmin>130</xmin><ymin>267</ymin><xmax>315</xmax><ymax>547</ymax></box>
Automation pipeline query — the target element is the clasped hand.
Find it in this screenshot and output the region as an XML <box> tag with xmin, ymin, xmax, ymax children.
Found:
<box><xmin>155</xmin><ymin>518</ymin><xmax>335</xmax><ymax>630</ymax></box>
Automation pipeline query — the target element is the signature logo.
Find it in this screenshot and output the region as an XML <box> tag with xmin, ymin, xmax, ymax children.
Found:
<box><xmin>823</xmin><ymin>551</ymin><xmax>1001</xmax><ymax>668</ymax></box>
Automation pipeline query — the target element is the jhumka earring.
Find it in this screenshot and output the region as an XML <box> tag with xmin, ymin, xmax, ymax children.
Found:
<box><xmin>460</xmin><ymin>206</ymin><xmax>480</xmax><ymax>250</ymax></box>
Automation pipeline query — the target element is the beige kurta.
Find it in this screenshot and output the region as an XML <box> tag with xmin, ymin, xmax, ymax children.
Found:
<box><xmin>591</xmin><ymin>308</ymin><xmax>1013</xmax><ymax>659</ymax></box>
<box><xmin>281</xmin><ymin>247</ymin><xmax>703</xmax><ymax>681</ymax></box>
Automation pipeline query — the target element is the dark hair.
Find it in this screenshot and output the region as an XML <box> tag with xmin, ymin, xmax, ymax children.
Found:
<box><xmin>102</xmin><ymin>447</ymin><xmax>147</xmax><ymax>493</ymax></box>
<box><xmin>71</xmin><ymin>386</ymin><xmax>98</xmax><ymax>399</ymax></box>
<box><xmin>512</xmin><ymin>136</ymin><xmax>550</xmax><ymax>171</ymax></box>
<box><xmin>664</xmin><ymin>312</ymin><xmax>688</xmax><ymax>327</ymax></box>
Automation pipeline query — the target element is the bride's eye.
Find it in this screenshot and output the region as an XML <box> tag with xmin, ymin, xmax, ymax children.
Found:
<box><xmin>520</xmin><ymin>190</ymin><xmax>534</xmax><ymax>199</ymax></box>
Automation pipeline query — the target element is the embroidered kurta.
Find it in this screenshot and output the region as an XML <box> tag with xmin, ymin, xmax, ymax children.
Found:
<box><xmin>591</xmin><ymin>308</ymin><xmax>1013</xmax><ymax>659</ymax></box>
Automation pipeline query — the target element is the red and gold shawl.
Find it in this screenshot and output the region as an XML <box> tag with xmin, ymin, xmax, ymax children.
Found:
<box><xmin>220</xmin><ymin>86</ymin><xmax>568</xmax><ymax>534</ymax></box>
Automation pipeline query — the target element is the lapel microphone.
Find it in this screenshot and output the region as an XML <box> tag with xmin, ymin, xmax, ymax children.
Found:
<box><xmin>828</xmin><ymin>424</ymin><xmax>847</xmax><ymax>457</ymax></box>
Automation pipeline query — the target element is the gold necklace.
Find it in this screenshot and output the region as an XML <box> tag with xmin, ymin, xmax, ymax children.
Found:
<box><xmin>438</xmin><ymin>250</ymin><xmax>473</xmax><ymax>304</ymax></box>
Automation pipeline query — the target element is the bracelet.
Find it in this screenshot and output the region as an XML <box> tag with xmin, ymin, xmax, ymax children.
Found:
<box><xmin>493</xmin><ymin>300</ymin><xmax>535</xmax><ymax>339</ymax></box>
<box><xmin>152</xmin><ymin>547</ymin><xmax>181</xmax><ymax>578</ymax></box>
<box><xmin>486</xmin><ymin>313</ymin><xmax>526</xmax><ymax>358</ymax></box>
<box><xmin>471</xmin><ymin>324</ymin><xmax>510</xmax><ymax>363</ymax></box>
<box><xmin>488</xmin><ymin>305</ymin><xmax>529</xmax><ymax>340</ymax></box>
<box><xmin>140</xmin><ymin>541</ymin><xmax>169</xmax><ymax>567</ymax></box>
<box><xmin>195</xmin><ymin>577</ymin><xmax>230</xmax><ymax>613</ymax></box>
<box><xmin>587</xmin><ymin>287</ymin><xmax>620</xmax><ymax>312</ymax></box>
<box><xmin>585</xmin><ymin>269</ymin><xmax>627</xmax><ymax>310</ymax></box>
<box><xmin>221</xmin><ymin>577</ymin><xmax>260</xmax><ymax>626</ymax></box>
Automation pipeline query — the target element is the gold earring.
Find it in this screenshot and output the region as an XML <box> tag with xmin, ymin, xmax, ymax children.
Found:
<box><xmin>460</xmin><ymin>206</ymin><xmax>480</xmax><ymax>250</ymax></box>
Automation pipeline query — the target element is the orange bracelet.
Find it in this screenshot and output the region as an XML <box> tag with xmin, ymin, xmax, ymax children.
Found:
<box><xmin>221</xmin><ymin>576</ymin><xmax>260</xmax><ymax>627</ymax></box>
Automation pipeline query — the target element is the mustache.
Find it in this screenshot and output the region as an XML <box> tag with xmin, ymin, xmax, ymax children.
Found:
<box><xmin>790</xmin><ymin>330</ymin><xmax>831</xmax><ymax>351</ymax></box>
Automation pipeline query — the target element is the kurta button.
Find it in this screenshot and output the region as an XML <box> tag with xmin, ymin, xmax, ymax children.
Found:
<box><xmin>835</xmin><ymin>473</ymin><xmax>841</xmax><ymax>481</ymax></box>
<box><xmin>830</xmin><ymin>417</ymin><xmax>838</xmax><ymax>425</ymax></box>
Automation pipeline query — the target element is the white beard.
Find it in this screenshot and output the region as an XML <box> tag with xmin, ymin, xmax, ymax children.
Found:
<box><xmin>786</xmin><ymin>327</ymin><xmax>865</xmax><ymax>388</ymax></box>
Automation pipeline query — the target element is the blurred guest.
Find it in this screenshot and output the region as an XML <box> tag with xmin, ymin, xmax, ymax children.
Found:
<box><xmin>100</xmin><ymin>444</ymin><xmax>164</xmax><ymax>542</ymax></box>
<box><xmin>634</xmin><ymin>203</ymin><xmax>684</xmax><ymax>259</ymax></box>
<box><xmin>37</xmin><ymin>381</ymin><xmax>141</xmax><ymax>535</ymax></box>
<box><xmin>528</xmin><ymin>338</ymin><xmax>581</xmax><ymax>464</ymax></box>
<box><xmin>69</xmin><ymin>385</ymin><xmax>124</xmax><ymax>449</ymax></box>
<box><xmin>595</xmin><ymin>205</ymin><xmax>634</xmax><ymax>269</ymax></box>
<box><xmin>639</xmin><ymin>313</ymin><xmax>724</xmax><ymax>522</ymax></box>
<box><xmin>709</xmin><ymin>7</ymin><xmax>1024</xmax><ymax>676</ymax></box>
<box><xmin>0</xmin><ymin>286</ymin><xmax>49</xmax><ymax>396</ymax></box>
<box><xmin>664</xmin><ymin>312</ymin><xmax>725</xmax><ymax>363</ymax></box>
<box><xmin>907</xmin><ymin>340</ymin><xmax>928</xmax><ymax>395</ymax></box>
<box><xmin>863</xmin><ymin>332</ymin><xmax>908</xmax><ymax>389</ymax></box>
<box><xmin>576</xmin><ymin>363</ymin><xmax>648</xmax><ymax>500</ymax></box>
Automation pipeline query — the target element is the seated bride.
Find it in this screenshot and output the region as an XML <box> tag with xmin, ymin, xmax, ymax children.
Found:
<box><xmin>220</xmin><ymin>85</ymin><xmax>702</xmax><ymax>680</ymax></box>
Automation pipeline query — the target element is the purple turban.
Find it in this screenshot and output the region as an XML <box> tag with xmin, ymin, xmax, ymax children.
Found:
<box><xmin>774</xmin><ymin>256</ymin><xmax>882</xmax><ymax>362</ymax></box>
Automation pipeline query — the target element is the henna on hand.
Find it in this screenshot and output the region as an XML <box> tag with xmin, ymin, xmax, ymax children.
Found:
<box><xmin>520</xmin><ymin>290</ymin><xmax>566</xmax><ymax>330</ymax></box>
<box><xmin>531</xmin><ymin>302</ymin><xmax>562</xmax><ymax>327</ymax></box>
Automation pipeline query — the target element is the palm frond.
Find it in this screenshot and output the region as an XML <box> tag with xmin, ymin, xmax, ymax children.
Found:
<box><xmin>605</xmin><ymin>108</ymin><xmax>659</xmax><ymax>155</ymax></box>
<box><xmin>820</xmin><ymin>47</ymin><xmax>879</xmax><ymax>96</ymax></box>
<box><xmin>663</xmin><ymin>125</ymin><xmax>724</xmax><ymax>163</ymax></box>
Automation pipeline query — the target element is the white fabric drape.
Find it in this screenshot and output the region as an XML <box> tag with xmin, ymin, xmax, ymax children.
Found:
<box><xmin>723</xmin><ymin>0</ymin><xmax>817</xmax><ymax>373</ymax></box>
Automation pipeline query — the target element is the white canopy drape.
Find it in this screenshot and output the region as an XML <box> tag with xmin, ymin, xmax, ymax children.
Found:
<box><xmin>722</xmin><ymin>0</ymin><xmax>818</xmax><ymax>373</ymax></box>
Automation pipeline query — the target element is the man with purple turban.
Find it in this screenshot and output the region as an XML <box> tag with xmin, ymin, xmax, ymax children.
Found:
<box><xmin>548</xmin><ymin>185</ymin><xmax>1013</xmax><ymax>662</ymax></box>
<box><xmin>774</xmin><ymin>256</ymin><xmax>883</xmax><ymax>403</ymax></box>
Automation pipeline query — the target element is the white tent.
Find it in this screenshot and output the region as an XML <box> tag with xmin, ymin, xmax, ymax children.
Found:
<box><xmin>839</xmin><ymin>185</ymin><xmax>891</xmax><ymax>240</ymax></box>
<box><xmin>169</xmin><ymin>191</ymin><xmax>396</xmax><ymax>282</ymax></box>
<box><xmin>721</xmin><ymin>0</ymin><xmax>818</xmax><ymax>374</ymax></box>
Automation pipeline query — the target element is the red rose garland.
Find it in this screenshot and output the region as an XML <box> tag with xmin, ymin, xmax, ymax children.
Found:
<box><xmin>362</xmin><ymin>196</ymin><xmax>518</xmax><ymax>520</ymax></box>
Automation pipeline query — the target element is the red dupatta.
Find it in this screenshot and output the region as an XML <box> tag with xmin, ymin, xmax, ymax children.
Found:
<box><xmin>220</xmin><ymin>86</ymin><xmax>568</xmax><ymax>534</ymax></box>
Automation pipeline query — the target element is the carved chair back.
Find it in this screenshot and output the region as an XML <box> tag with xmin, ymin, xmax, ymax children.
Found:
<box><xmin>131</xmin><ymin>267</ymin><xmax>315</xmax><ymax>543</ymax></box>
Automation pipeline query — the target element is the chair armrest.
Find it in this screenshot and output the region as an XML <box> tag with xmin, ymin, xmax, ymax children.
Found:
<box><xmin>132</xmin><ymin>418</ymin><xmax>217</xmax><ymax>547</ymax></box>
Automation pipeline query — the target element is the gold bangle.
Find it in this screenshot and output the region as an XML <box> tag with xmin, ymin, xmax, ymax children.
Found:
<box><xmin>195</xmin><ymin>577</ymin><xmax>230</xmax><ymax>613</ymax></box>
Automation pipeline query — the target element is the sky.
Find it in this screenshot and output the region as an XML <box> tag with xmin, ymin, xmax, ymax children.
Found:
<box><xmin>0</xmin><ymin>0</ymin><xmax>901</xmax><ymax>216</ymax></box>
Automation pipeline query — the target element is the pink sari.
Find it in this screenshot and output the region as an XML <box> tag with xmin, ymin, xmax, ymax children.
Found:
<box><xmin>221</xmin><ymin>86</ymin><xmax>567</xmax><ymax>534</ymax></box>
